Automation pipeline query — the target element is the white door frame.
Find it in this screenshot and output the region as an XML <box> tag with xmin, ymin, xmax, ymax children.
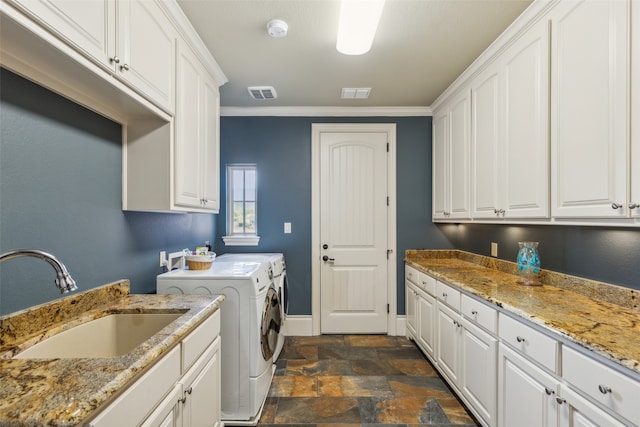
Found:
<box><xmin>311</xmin><ymin>123</ymin><xmax>397</xmax><ymax>336</ymax></box>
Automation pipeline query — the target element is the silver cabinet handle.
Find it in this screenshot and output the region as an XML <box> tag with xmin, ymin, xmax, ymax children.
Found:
<box><xmin>611</xmin><ymin>203</ymin><xmax>623</xmax><ymax>209</ymax></box>
<box><xmin>516</xmin><ymin>336</ymin><xmax>525</xmax><ymax>343</ymax></box>
<box><xmin>598</xmin><ymin>384</ymin><xmax>612</xmax><ymax>394</ymax></box>
<box><xmin>110</xmin><ymin>56</ymin><xmax>120</xmax><ymax>64</ymax></box>
<box><xmin>545</xmin><ymin>388</ymin><xmax>555</xmax><ymax>395</ymax></box>
<box><xmin>120</xmin><ymin>63</ymin><xmax>130</xmax><ymax>71</ymax></box>
<box><xmin>186</xmin><ymin>386</ymin><xmax>193</xmax><ymax>395</ymax></box>
<box><xmin>629</xmin><ymin>203</ymin><xmax>639</xmax><ymax>210</ymax></box>
<box><xmin>556</xmin><ymin>397</ymin><xmax>566</xmax><ymax>405</ymax></box>
<box><xmin>471</xmin><ymin>310</ymin><xmax>478</xmax><ymax>315</ymax></box>
<box><xmin>442</xmin><ymin>293</ymin><xmax>447</xmax><ymax>298</ymax></box>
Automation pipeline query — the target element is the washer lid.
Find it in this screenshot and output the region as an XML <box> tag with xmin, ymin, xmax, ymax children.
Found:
<box><xmin>260</xmin><ymin>286</ymin><xmax>282</xmax><ymax>360</ymax></box>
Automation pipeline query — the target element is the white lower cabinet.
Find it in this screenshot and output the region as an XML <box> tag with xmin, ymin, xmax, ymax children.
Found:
<box><xmin>498</xmin><ymin>343</ymin><xmax>559</xmax><ymax>427</ymax></box>
<box><xmin>435</xmin><ymin>291</ymin><xmax>497</xmax><ymax>427</ymax></box>
<box><xmin>405</xmin><ymin>264</ymin><xmax>639</xmax><ymax>427</ymax></box>
<box><xmin>558</xmin><ymin>385</ymin><xmax>628</xmax><ymax>427</ymax></box>
<box><xmin>416</xmin><ymin>287</ymin><xmax>436</xmax><ymax>358</ymax></box>
<box><xmin>87</xmin><ymin>310</ymin><xmax>221</xmax><ymax>427</ymax></box>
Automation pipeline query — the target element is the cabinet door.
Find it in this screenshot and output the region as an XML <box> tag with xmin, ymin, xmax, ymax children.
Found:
<box><xmin>181</xmin><ymin>338</ymin><xmax>221</xmax><ymax>427</ymax></box>
<box><xmin>416</xmin><ymin>289</ymin><xmax>435</xmax><ymax>357</ymax></box>
<box><xmin>432</xmin><ymin>112</ymin><xmax>449</xmax><ymax>219</ymax></box>
<box><xmin>551</xmin><ymin>0</ymin><xmax>629</xmax><ymax>218</ymax></box>
<box><xmin>631</xmin><ymin>2</ymin><xmax>640</xmax><ymax>218</ymax></box>
<box><xmin>117</xmin><ymin>0</ymin><xmax>175</xmax><ymax>113</ymax></box>
<box><xmin>558</xmin><ymin>385</ymin><xmax>628</xmax><ymax>427</ymax></box>
<box><xmin>498</xmin><ymin>344</ymin><xmax>558</xmax><ymax>427</ymax></box>
<box><xmin>174</xmin><ymin>40</ymin><xmax>203</xmax><ymax>209</ymax></box>
<box><xmin>8</xmin><ymin>0</ymin><xmax>116</xmax><ymax>69</ymax></box>
<box><xmin>503</xmin><ymin>18</ymin><xmax>549</xmax><ymax>218</ymax></box>
<box><xmin>201</xmin><ymin>73</ymin><xmax>220</xmax><ymax>212</ymax></box>
<box><xmin>461</xmin><ymin>320</ymin><xmax>497</xmax><ymax>427</ymax></box>
<box><xmin>406</xmin><ymin>282</ymin><xmax>417</xmax><ymax>338</ymax></box>
<box><xmin>471</xmin><ymin>64</ymin><xmax>501</xmax><ymax>219</ymax></box>
<box><xmin>436</xmin><ymin>302</ymin><xmax>461</xmax><ymax>385</ymax></box>
<box><xmin>141</xmin><ymin>384</ymin><xmax>181</xmax><ymax>427</ymax></box>
<box><xmin>449</xmin><ymin>90</ymin><xmax>471</xmax><ymax>219</ymax></box>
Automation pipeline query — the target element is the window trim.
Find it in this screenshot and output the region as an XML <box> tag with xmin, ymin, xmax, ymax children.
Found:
<box><xmin>223</xmin><ymin>164</ymin><xmax>260</xmax><ymax>246</ymax></box>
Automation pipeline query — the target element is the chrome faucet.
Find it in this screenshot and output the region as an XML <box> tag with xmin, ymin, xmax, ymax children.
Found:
<box><xmin>0</xmin><ymin>249</ymin><xmax>78</xmax><ymax>293</ymax></box>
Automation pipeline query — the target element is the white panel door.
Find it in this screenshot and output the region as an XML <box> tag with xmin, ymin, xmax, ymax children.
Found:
<box><xmin>416</xmin><ymin>289</ymin><xmax>435</xmax><ymax>357</ymax></box>
<box><xmin>319</xmin><ymin>130</ymin><xmax>388</xmax><ymax>333</ymax></box>
<box><xmin>551</xmin><ymin>0</ymin><xmax>629</xmax><ymax>218</ymax></box>
<box><xmin>436</xmin><ymin>302</ymin><xmax>460</xmax><ymax>385</ymax></box>
<box><xmin>503</xmin><ymin>19</ymin><xmax>549</xmax><ymax>218</ymax></box>
<box><xmin>406</xmin><ymin>282</ymin><xmax>418</xmax><ymax>339</ymax></box>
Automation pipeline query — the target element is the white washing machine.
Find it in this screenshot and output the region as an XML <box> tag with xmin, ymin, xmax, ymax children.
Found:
<box><xmin>216</xmin><ymin>253</ymin><xmax>287</xmax><ymax>361</ymax></box>
<box><xmin>156</xmin><ymin>260</ymin><xmax>281</xmax><ymax>425</ymax></box>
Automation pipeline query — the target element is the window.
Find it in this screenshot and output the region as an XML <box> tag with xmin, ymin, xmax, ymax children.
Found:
<box><xmin>223</xmin><ymin>164</ymin><xmax>260</xmax><ymax>246</ymax></box>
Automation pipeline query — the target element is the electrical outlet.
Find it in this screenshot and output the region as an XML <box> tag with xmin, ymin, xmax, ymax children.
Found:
<box><xmin>491</xmin><ymin>242</ymin><xmax>498</xmax><ymax>257</ymax></box>
<box><xmin>284</xmin><ymin>222</ymin><xmax>292</xmax><ymax>234</ymax></box>
<box><xmin>160</xmin><ymin>251</ymin><xmax>167</xmax><ymax>267</ymax></box>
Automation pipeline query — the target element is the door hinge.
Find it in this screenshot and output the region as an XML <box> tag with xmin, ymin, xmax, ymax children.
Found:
<box><xmin>386</xmin><ymin>142</ymin><xmax>389</xmax><ymax>152</ymax></box>
<box><xmin>386</xmin><ymin>196</ymin><xmax>389</xmax><ymax>206</ymax></box>
<box><xmin>387</xmin><ymin>303</ymin><xmax>390</xmax><ymax>313</ymax></box>
<box><xmin>387</xmin><ymin>249</ymin><xmax>393</xmax><ymax>259</ymax></box>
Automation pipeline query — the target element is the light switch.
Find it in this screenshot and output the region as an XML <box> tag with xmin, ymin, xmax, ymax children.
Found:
<box><xmin>284</xmin><ymin>222</ymin><xmax>292</xmax><ymax>234</ymax></box>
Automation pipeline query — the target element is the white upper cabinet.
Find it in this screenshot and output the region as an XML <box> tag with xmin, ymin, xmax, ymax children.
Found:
<box><xmin>631</xmin><ymin>3</ymin><xmax>640</xmax><ymax>218</ymax></box>
<box><xmin>471</xmin><ymin>19</ymin><xmax>549</xmax><ymax>220</ymax></box>
<box><xmin>471</xmin><ymin>64</ymin><xmax>501</xmax><ymax>219</ymax></box>
<box><xmin>117</xmin><ymin>0</ymin><xmax>176</xmax><ymax>114</ymax></box>
<box><xmin>502</xmin><ymin>19</ymin><xmax>549</xmax><ymax>218</ymax></box>
<box><xmin>174</xmin><ymin>39</ymin><xmax>220</xmax><ymax>212</ymax></box>
<box><xmin>433</xmin><ymin>112</ymin><xmax>449</xmax><ymax>219</ymax></box>
<box><xmin>550</xmin><ymin>0</ymin><xmax>629</xmax><ymax>218</ymax></box>
<box><xmin>8</xmin><ymin>0</ymin><xmax>176</xmax><ymax>114</ymax></box>
<box><xmin>433</xmin><ymin>90</ymin><xmax>471</xmax><ymax>220</ymax></box>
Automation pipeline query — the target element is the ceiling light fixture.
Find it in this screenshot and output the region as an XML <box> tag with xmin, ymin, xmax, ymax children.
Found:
<box><xmin>336</xmin><ymin>0</ymin><xmax>385</xmax><ymax>55</ymax></box>
<box><xmin>267</xmin><ymin>19</ymin><xmax>288</xmax><ymax>38</ymax></box>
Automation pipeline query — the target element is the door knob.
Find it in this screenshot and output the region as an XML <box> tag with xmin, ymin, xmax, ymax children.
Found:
<box><xmin>322</xmin><ymin>244</ymin><xmax>328</xmax><ymax>249</ymax></box>
<box><xmin>322</xmin><ymin>255</ymin><xmax>335</xmax><ymax>262</ymax></box>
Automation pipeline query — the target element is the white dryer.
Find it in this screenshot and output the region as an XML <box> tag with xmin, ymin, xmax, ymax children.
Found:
<box><xmin>216</xmin><ymin>253</ymin><xmax>288</xmax><ymax>361</ymax></box>
<box><xmin>157</xmin><ymin>261</ymin><xmax>280</xmax><ymax>425</ymax></box>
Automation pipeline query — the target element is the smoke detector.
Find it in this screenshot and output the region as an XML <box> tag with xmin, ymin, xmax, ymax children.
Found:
<box><xmin>248</xmin><ymin>86</ymin><xmax>277</xmax><ymax>100</ymax></box>
<box><xmin>267</xmin><ymin>19</ymin><xmax>288</xmax><ymax>38</ymax></box>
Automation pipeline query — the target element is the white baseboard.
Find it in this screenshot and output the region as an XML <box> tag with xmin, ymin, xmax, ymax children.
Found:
<box><xmin>284</xmin><ymin>315</ymin><xmax>407</xmax><ymax>337</ymax></box>
<box><xmin>283</xmin><ymin>315</ymin><xmax>314</xmax><ymax>336</ymax></box>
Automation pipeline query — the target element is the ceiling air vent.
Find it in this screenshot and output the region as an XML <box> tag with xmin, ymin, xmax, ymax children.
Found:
<box><xmin>248</xmin><ymin>86</ymin><xmax>277</xmax><ymax>100</ymax></box>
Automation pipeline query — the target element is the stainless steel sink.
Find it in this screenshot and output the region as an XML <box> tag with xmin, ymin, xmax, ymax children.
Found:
<box><xmin>14</xmin><ymin>313</ymin><xmax>183</xmax><ymax>359</ymax></box>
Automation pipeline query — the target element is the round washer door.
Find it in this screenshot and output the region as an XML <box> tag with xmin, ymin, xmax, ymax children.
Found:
<box><xmin>261</xmin><ymin>285</ymin><xmax>282</xmax><ymax>360</ymax></box>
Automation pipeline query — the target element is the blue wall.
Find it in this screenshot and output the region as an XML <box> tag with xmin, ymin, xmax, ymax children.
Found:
<box><xmin>0</xmin><ymin>69</ymin><xmax>215</xmax><ymax>315</ymax></box>
<box><xmin>216</xmin><ymin>116</ymin><xmax>452</xmax><ymax>315</ymax></box>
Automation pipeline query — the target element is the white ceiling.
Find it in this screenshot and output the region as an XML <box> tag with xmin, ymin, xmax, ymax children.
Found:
<box><xmin>177</xmin><ymin>0</ymin><xmax>533</xmax><ymax>109</ymax></box>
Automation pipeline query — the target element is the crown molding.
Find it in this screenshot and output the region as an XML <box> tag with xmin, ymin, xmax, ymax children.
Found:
<box><xmin>220</xmin><ymin>106</ymin><xmax>432</xmax><ymax>117</ymax></box>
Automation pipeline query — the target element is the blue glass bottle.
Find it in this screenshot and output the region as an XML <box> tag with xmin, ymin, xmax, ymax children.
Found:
<box><xmin>517</xmin><ymin>241</ymin><xmax>541</xmax><ymax>286</ymax></box>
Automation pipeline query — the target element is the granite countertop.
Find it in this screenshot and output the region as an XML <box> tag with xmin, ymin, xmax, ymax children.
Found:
<box><xmin>0</xmin><ymin>280</ymin><xmax>225</xmax><ymax>426</ymax></box>
<box><xmin>405</xmin><ymin>250</ymin><xmax>640</xmax><ymax>376</ymax></box>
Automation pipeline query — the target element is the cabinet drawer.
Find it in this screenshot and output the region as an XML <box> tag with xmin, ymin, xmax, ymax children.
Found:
<box><xmin>182</xmin><ymin>310</ymin><xmax>220</xmax><ymax>372</ymax></box>
<box><xmin>88</xmin><ymin>345</ymin><xmax>181</xmax><ymax>426</ymax></box>
<box><xmin>418</xmin><ymin>272</ymin><xmax>436</xmax><ymax>295</ymax></box>
<box><xmin>563</xmin><ymin>346</ymin><xmax>640</xmax><ymax>425</ymax></box>
<box><xmin>498</xmin><ymin>313</ymin><xmax>557</xmax><ymax>372</ymax></box>
<box><xmin>436</xmin><ymin>281</ymin><xmax>461</xmax><ymax>311</ymax></box>
<box><xmin>405</xmin><ymin>265</ymin><xmax>419</xmax><ymax>285</ymax></box>
<box><xmin>461</xmin><ymin>294</ymin><xmax>497</xmax><ymax>334</ymax></box>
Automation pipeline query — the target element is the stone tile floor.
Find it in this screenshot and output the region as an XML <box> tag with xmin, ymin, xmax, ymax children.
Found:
<box><xmin>258</xmin><ymin>335</ymin><xmax>479</xmax><ymax>427</ymax></box>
